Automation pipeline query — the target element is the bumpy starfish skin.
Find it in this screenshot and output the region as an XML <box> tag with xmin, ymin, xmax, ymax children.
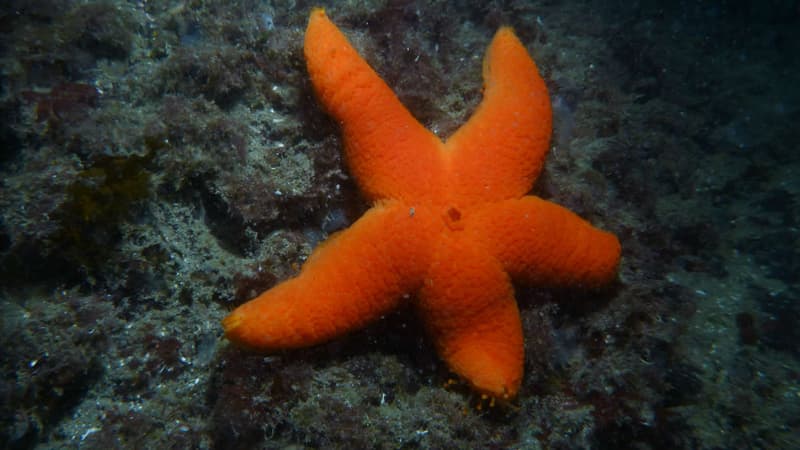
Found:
<box><xmin>222</xmin><ymin>9</ymin><xmax>621</xmax><ymax>399</ymax></box>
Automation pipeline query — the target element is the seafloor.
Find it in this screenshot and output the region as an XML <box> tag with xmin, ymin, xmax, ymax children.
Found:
<box><xmin>1</xmin><ymin>0</ymin><xmax>798</xmax><ymax>449</ymax></box>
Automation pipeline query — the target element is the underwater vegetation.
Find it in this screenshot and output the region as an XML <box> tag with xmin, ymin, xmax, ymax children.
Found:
<box><xmin>0</xmin><ymin>0</ymin><xmax>798</xmax><ymax>449</ymax></box>
<box><xmin>54</xmin><ymin>152</ymin><xmax>153</xmax><ymax>270</ymax></box>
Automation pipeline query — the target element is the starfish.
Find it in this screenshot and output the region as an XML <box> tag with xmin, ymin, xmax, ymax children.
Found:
<box><xmin>222</xmin><ymin>9</ymin><xmax>621</xmax><ymax>399</ymax></box>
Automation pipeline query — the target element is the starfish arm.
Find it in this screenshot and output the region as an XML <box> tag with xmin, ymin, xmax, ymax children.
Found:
<box><xmin>446</xmin><ymin>27</ymin><xmax>552</xmax><ymax>204</ymax></box>
<box><xmin>222</xmin><ymin>201</ymin><xmax>430</xmax><ymax>350</ymax></box>
<box><xmin>417</xmin><ymin>236</ymin><xmax>524</xmax><ymax>398</ymax></box>
<box><xmin>304</xmin><ymin>9</ymin><xmax>444</xmax><ymax>203</ymax></box>
<box><xmin>473</xmin><ymin>197</ymin><xmax>621</xmax><ymax>287</ymax></box>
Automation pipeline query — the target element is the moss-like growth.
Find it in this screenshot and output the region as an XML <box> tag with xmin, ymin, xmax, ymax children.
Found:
<box><xmin>54</xmin><ymin>152</ymin><xmax>153</xmax><ymax>273</ymax></box>
<box><xmin>63</xmin><ymin>1</ymin><xmax>135</xmax><ymax>60</ymax></box>
<box><xmin>66</xmin><ymin>155</ymin><xmax>151</xmax><ymax>223</ymax></box>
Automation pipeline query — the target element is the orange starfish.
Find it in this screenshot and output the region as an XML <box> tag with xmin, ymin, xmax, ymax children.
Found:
<box><xmin>222</xmin><ymin>9</ymin><xmax>621</xmax><ymax>399</ymax></box>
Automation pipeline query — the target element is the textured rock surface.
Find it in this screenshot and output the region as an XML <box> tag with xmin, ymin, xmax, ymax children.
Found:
<box><xmin>0</xmin><ymin>1</ymin><xmax>797</xmax><ymax>449</ymax></box>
